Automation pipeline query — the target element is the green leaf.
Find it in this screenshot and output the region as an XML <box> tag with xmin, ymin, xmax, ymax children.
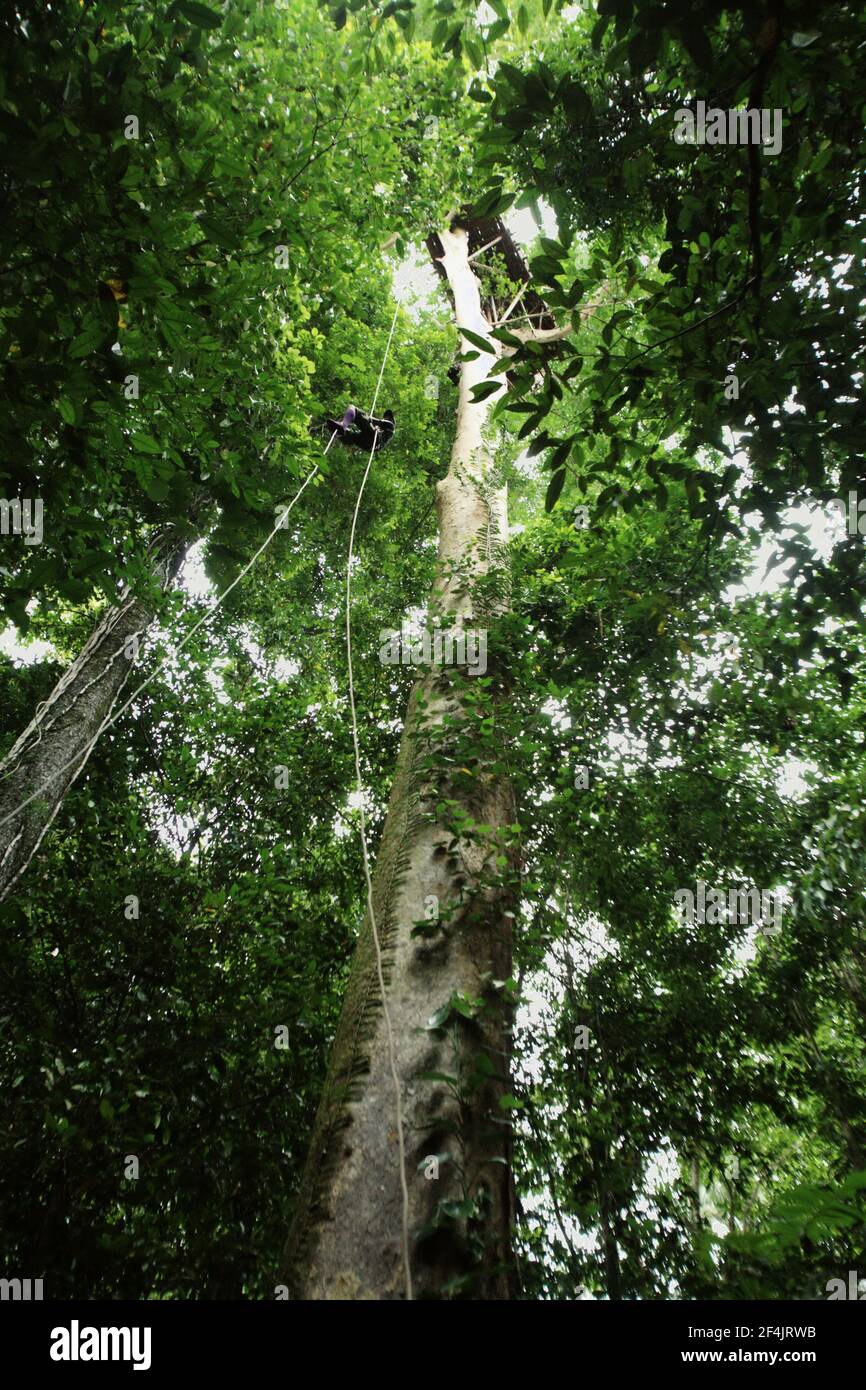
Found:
<box><xmin>548</xmin><ymin>439</ymin><xmax>572</xmax><ymax>471</ymax></box>
<box><xmin>144</xmin><ymin>475</ymin><xmax>170</xmax><ymax>502</ymax></box>
<box><xmin>545</xmin><ymin>468</ymin><xmax>566</xmax><ymax>512</ymax></box>
<box><xmin>68</xmin><ymin>327</ymin><xmax>105</xmax><ymax>359</ymax></box>
<box><xmin>459</xmin><ymin>326</ymin><xmax>496</xmax><ymax>354</ymax></box>
<box><xmin>131</xmin><ymin>432</ymin><xmax>162</xmax><ymax>455</ymax></box>
<box><xmin>498</xmin><ymin>1094</ymin><xmax>524</xmax><ymax>1111</ymax></box>
<box><xmin>486</xmin><ymin>17</ymin><xmax>510</xmax><ymax>42</ymax></box>
<box><xmin>176</xmin><ymin>1</ymin><xmax>223</xmax><ymax>29</ymax></box>
<box><xmin>527</xmin><ymin>431</ymin><xmax>553</xmax><ymax>457</ymax></box>
<box><xmin>471</xmin><ymin>184</ymin><xmax>515</xmax><ymax>218</ymax></box>
<box><xmin>470</xmin><ymin>380</ymin><xmax>501</xmax><ymax>402</ymax></box>
<box><xmin>559</xmin><ymin>77</ymin><xmax>592</xmax><ymax>122</ymax></box>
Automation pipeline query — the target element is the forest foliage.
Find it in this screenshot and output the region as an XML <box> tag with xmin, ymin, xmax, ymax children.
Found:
<box><xmin>1</xmin><ymin>0</ymin><xmax>864</xmax><ymax>1299</ymax></box>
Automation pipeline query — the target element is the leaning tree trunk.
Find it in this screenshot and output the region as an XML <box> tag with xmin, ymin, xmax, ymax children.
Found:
<box><xmin>282</xmin><ymin>226</ymin><xmax>521</xmax><ymax>1300</ymax></box>
<box><xmin>0</xmin><ymin>525</ymin><xmax>191</xmax><ymax>903</ymax></box>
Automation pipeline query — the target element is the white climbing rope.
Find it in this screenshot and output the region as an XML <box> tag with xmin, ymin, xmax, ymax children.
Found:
<box><xmin>0</xmin><ymin>447</ymin><xmax>331</xmax><ymax>838</ymax></box>
<box><xmin>344</xmin><ymin>296</ymin><xmax>414</xmax><ymax>1300</ymax></box>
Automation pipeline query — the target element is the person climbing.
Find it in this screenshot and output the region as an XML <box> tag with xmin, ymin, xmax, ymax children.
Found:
<box><xmin>325</xmin><ymin>404</ymin><xmax>395</xmax><ymax>452</ymax></box>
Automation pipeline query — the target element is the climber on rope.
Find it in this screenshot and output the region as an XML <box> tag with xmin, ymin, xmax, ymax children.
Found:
<box><xmin>324</xmin><ymin>404</ymin><xmax>396</xmax><ymax>452</ymax></box>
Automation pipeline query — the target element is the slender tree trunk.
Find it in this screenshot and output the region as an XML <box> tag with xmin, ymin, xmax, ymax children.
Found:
<box><xmin>0</xmin><ymin>526</ymin><xmax>190</xmax><ymax>902</ymax></box>
<box><xmin>283</xmin><ymin>225</ymin><xmax>519</xmax><ymax>1300</ymax></box>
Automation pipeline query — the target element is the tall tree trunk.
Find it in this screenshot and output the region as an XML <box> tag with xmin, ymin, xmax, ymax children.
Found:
<box><xmin>0</xmin><ymin>525</ymin><xmax>190</xmax><ymax>902</ymax></box>
<box><xmin>283</xmin><ymin>225</ymin><xmax>519</xmax><ymax>1300</ymax></box>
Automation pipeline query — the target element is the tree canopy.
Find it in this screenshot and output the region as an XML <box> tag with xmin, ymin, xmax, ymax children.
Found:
<box><xmin>1</xmin><ymin>0</ymin><xmax>865</xmax><ymax>1304</ymax></box>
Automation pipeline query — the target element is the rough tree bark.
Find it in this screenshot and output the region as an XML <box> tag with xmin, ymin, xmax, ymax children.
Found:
<box><xmin>0</xmin><ymin>525</ymin><xmax>191</xmax><ymax>903</ymax></box>
<box><xmin>282</xmin><ymin>224</ymin><xmax>522</xmax><ymax>1300</ymax></box>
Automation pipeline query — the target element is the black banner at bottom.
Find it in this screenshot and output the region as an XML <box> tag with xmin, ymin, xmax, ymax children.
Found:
<box><xmin>0</xmin><ymin>1296</ymin><xmax>859</xmax><ymax>1375</ymax></box>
